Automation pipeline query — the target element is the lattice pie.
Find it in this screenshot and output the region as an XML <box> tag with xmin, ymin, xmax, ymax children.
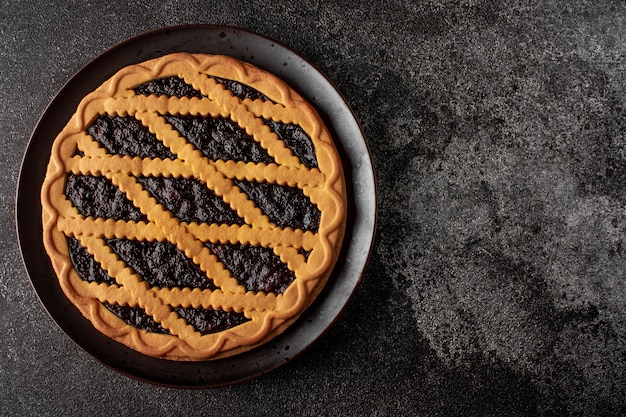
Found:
<box><xmin>40</xmin><ymin>53</ymin><xmax>347</xmax><ymax>360</ymax></box>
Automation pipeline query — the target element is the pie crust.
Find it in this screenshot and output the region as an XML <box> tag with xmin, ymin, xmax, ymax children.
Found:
<box><xmin>40</xmin><ymin>52</ymin><xmax>347</xmax><ymax>361</ymax></box>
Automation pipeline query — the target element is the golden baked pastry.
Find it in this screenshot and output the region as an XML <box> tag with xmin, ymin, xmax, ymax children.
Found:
<box><xmin>40</xmin><ymin>52</ymin><xmax>346</xmax><ymax>361</ymax></box>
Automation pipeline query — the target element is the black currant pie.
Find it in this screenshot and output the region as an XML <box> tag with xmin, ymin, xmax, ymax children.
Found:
<box><xmin>40</xmin><ymin>53</ymin><xmax>347</xmax><ymax>360</ymax></box>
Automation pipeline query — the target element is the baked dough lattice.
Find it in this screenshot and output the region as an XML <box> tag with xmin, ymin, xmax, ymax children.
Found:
<box><xmin>41</xmin><ymin>53</ymin><xmax>347</xmax><ymax>360</ymax></box>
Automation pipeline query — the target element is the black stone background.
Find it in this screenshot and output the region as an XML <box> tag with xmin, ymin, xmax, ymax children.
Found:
<box><xmin>1</xmin><ymin>1</ymin><xmax>625</xmax><ymax>416</ymax></box>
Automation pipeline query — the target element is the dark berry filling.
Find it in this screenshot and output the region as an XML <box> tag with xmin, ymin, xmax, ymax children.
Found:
<box><xmin>174</xmin><ymin>307</ymin><xmax>249</xmax><ymax>335</ymax></box>
<box><xmin>211</xmin><ymin>76</ymin><xmax>270</xmax><ymax>101</ymax></box>
<box><xmin>134</xmin><ymin>76</ymin><xmax>203</xmax><ymax>98</ymax></box>
<box><xmin>104</xmin><ymin>303</ymin><xmax>170</xmax><ymax>334</ymax></box>
<box><xmin>165</xmin><ymin>115</ymin><xmax>275</xmax><ymax>164</ymax></box>
<box><xmin>206</xmin><ymin>242</ymin><xmax>295</xmax><ymax>294</ymax></box>
<box><xmin>87</xmin><ymin>114</ymin><xmax>176</xmax><ymax>160</ymax></box>
<box><xmin>138</xmin><ymin>176</ymin><xmax>245</xmax><ymax>225</ymax></box>
<box><xmin>298</xmin><ymin>248</ymin><xmax>312</xmax><ymax>261</ymax></box>
<box><xmin>102</xmin><ymin>303</ymin><xmax>251</xmax><ymax>336</ymax></box>
<box><xmin>106</xmin><ymin>238</ymin><xmax>217</xmax><ymax>290</ymax></box>
<box><xmin>65</xmin><ymin>174</ymin><xmax>147</xmax><ymax>221</ymax></box>
<box><xmin>68</xmin><ymin>237</ymin><xmax>117</xmax><ymax>285</ymax></box>
<box><xmin>265</xmin><ymin>120</ymin><xmax>318</xmax><ymax>169</ymax></box>
<box><xmin>234</xmin><ymin>180</ymin><xmax>320</xmax><ymax>232</ymax></box>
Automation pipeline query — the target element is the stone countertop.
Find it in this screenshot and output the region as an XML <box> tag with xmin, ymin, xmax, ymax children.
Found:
<box><xmin>1</xmin><ymin>1</ymin><xmax>625</xmax><ymax>416</ymax></box>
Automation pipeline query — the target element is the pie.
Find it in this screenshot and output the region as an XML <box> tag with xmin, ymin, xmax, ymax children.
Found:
<box><xmin>40</xmin><ymin>52</ymin><xmax>347</xmax><ymax>361</ymax></box>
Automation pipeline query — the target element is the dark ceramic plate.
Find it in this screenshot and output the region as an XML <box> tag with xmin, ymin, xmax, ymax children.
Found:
<box><xmin>16</xmin><ymin>25</ymin><xmax>376</xmax><ymax>388</ymax></box>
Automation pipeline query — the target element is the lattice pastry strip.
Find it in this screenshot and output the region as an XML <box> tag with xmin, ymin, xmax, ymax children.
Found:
<box><xmin>41</xmin><ymin>53</ymin><xmax>346</xmax><ymax>360</ymax></box>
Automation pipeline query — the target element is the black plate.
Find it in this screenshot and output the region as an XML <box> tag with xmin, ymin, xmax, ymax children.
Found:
<box><xmin>16</xmin><ymin>25</ymin><xmax>376</xmax><ymax>388</ymax></box>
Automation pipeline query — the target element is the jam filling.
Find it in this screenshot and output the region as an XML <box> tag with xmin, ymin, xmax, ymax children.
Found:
<box><xmin>173</xmin><ymin>306</ymin><xmax>249</xmax><ymax>335</ymax></box>
<box><xmin>87</xmin><ymin>115</ymin><xmax>176</xmax><ymax>160</ymax></box>
<box><xmin>103</xmin><ymin>303</ymin><xmax>250</xmax><ymax>336</ymax></box>
<box><xmin>106</xmin><ymin>238</ymin><xmax>217</xmax><ymax>290</ymax></box>
<box><xmin>206</xmin><ymin>242</ymin><xmax>295</xmax><ymax>294</ymax></box>
<box><xmin>234</xmin><ymin>180</ymin><xmax>321</xmax><ymax>232</ymax></box>
<box><xmin>65</xmin><ymin>174</ymin><xmax>147</xmax><ymax>222</ymax></box>
<box><xmin>298</xmin><ymin>248</ymin><xmax>312</xmax><ymax>261</ymax></box>
<box><xmin>104</xmin><ymin>303</ymin><xmax>170</xmax><ymax>334</ymax></box>
<box><xmin>265</xmin><ymin>120</ymin><xmax>318</xmax><ymax>169</ymax></box>
<box><xmin>134</xmin><ymin>76</ymin><xmax>203</xmax><ymax>98</ymax></box>
<box><xmin>211</xmin><ymin>76</ymin><xmax>270</xmax><ymax>101</ymax></box>
<box><xmin>137</xmin><ymin>176</ymin><xmax>245</xmax><ymax>225</ymax></box>
<box><xmin>68</xmin><ymin>237</ymin><xmax>117</xmax><ymax>285</ymax></box>
<box><xmin>164</xmin><ymin>114</ymin><xmax>275</xmax><ymax>164</ymax></box>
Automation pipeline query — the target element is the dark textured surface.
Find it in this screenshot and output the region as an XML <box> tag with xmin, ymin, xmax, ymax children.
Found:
<box><xmin>2</xmin><ymin>1</ymin><xmax>626</xmax><ymax>416</ymax></box>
